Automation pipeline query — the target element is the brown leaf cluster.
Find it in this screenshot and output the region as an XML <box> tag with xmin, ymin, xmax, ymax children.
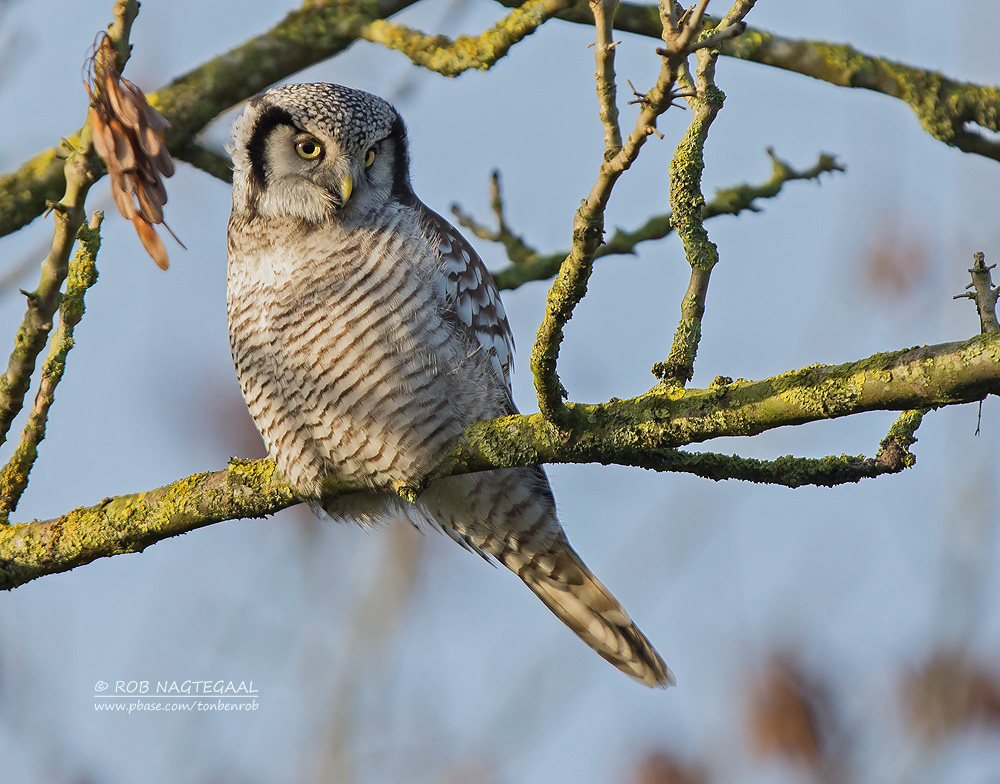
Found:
<box><xmin>633</xmin><ymin>751</ymin><xmax>708</xmax><ymax>784</ymax></box>
<box><xmin>748</xmin><ymin>654</ymin><xmax>827</xmax><ymax>770</ymax></box>
<box><xmin>862</xmin><ymin>216</ymin><xmax>929</xmax><ymax>297</ymax></box>
<box><xmin>86</xmin><ymin>33</ymin><xmax>177</xmax><ymax>269</ymax></box>
<box><xmin>903</xmin><ymin>649</ymin><xmax>1000</xmax><ymax>744</ymax></box>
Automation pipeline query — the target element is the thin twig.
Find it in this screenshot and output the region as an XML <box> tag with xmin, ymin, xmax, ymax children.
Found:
<box><xmin>451</xmin><ymin>171</ymin><xmax>539</xmax><ymax>267</ymax></box>
<box><xmin>591</xmin><ymin>0</ymin><xmax>623</xmax><ymax>153</ymax></box>
<box><xmin>954</xmin><ymin>251</ymin><xmax>1000</xmax><ymax>334</ymax></box>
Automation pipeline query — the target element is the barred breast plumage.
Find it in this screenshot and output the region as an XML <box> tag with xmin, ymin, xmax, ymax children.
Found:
<box><xmin>226</xmin><ymin>82</ymin><xmax>673</xmax><ymax>687</ymax></box>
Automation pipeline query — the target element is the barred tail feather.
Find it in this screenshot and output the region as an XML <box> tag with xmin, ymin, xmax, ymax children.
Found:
<box><xmin>418</xmin><ymin>468</ymin><xmax>673</xmax><ymax>687</ymax></box>
<box><xmin>505</xmin><ymin>546</ymin><xmax>675</xmax><ymax>688</ymax></box>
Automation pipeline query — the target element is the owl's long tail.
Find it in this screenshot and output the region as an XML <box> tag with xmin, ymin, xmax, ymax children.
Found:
<box><xmin>509</xmin><ymin>538</ymin><xmax>675</xmax><ymax>688</ymax></box>
<box><xmin>419</xmin><ymin>467</ymin><xmax>674</xmax><ymax>688</ymax></box>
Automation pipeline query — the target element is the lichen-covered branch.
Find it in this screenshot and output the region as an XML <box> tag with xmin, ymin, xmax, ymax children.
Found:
<box><xmin>529</xmin><ymin>0</ymin><xmax>739</xmax><ymax>423</ymax></box>
<box><xmin>605</xmin><ymin>149</ymin><xmax>843</xmax><ymax>255</ymax></box>
<box><xmin>452</xmin><ymin>335</ymin><xmax>996</xmax><ymax>474</ymax></box>
<box><xmin>618</xmin><ymin>406</ymin><xmax>923</xmax><ymax>488</ymax></box>
<box><xmin>0</xmin><ymin>214</ymin><xmax>103</xmax><ymax>520</ymax></box>
<box><xmin>718</xmin><ymin>24</ymin><xmax>1000</xmax><ymax>163</ymax></box>
<box><xmin>494</xmin><ymin>0</ymin><xmax>1000</xmax><ymax>163</ymax></box>
<box><xmin>0</xmin><ymin>141</ymin><xmax>96</xmax><ymax>449</ymax></box>
<box><xmin>359</xmin><ymin>0</ymin><xmax>573</xmax><ymax>77</ymax></box>
<box><xmin>955</xmin><ymin>252</ymin><xmax>1000</xmax><ymax>335</ymax></box>
<box><xmin>0</xmin><ymin>459</ymin><xmax>311</xmax><ymax>591</ymax></box>
<box><xmin>453</xmin><ymin>151</ymin><xmax>842</xmax><ymax>291</ymax></box>
<box><xmin>0</xmin><ymin>1</ymin><xmax>137</xmax><ymax>452</ymax></box>
<box><xmin>654</xmin><ymin>4</ymin><xmax>746</xmax><ymax>386</ymax></box>
<box><xmin>2</xmin><ymin>334</ymin><xmax>993</xmax><ymax>591</ymax></box>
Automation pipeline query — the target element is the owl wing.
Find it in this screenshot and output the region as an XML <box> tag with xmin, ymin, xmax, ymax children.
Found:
<box><xmin>418</xmin><ymin>205</ymin><xmax>515</xmax><ymax>397</ymax></box>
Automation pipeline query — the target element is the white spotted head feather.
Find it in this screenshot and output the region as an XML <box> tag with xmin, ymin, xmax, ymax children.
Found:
<box><xmin>229</xmin><ymin>83</ymin><xmax>413</xmax><ymax>223</ymax></box>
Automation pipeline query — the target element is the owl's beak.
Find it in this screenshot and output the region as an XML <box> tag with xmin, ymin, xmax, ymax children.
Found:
<box><xmin>333</xmin><ymin>173</ymin><xmax>353</xmax><ymax>207</ymax></box>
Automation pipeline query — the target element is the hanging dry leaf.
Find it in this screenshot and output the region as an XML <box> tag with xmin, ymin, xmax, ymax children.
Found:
<box><xmin>85</xmin><ymin>32</ymin><xmax>179</xmax><ymax>269</ymax></box>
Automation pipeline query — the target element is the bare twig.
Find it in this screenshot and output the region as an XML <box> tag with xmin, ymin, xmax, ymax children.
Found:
<box><xmin>954</xmin><ymin>251</ymin><xmax>1000</xmax><ymax>334</ymax></box>
<box><xmin>591</xmin><ymin>0</ymin><xmax>623</xmax><ymax>153</ymax></box>
<box><xmin>451</xmin><ymin>170</ymin><xmax>539</xmax><ymax>267</ymax></box>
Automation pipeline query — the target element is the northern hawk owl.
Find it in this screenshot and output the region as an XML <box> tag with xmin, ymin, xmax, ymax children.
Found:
<box><xmin>226</xmin><ymin>82</ymin><xmax>672</xmax><ymax>687</ymax></box>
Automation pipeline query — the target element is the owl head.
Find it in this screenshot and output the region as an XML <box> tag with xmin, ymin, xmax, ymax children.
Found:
<box><xmin>229</xmin><ymin>83</ymin><xmax>414</xmax><ymax>223</ymax></box>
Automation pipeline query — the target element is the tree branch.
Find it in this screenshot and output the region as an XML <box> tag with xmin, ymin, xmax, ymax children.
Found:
<box><xmin>655</xmin><ymin>2</ymin><xmax>754</xmax><ymax>385</ymax></box>
<box><xmin>2</xmin><ymin>333</ymin><xmax>994</xmax><ymax>591</ymax></box>
<box><xmin>954</xmin><ymin>251</ymin><xmax>1000</xmax><ymax>335</ymax></box>
<box><xmin>358</xmin><ymin>0</ymin><xmax>573</xmax><ymax>76</ymax></box>
<box><xmin>591</xmin><ymin>0</ymin><xmax>624</xmax><ymax>153</ymax></box>
<box><xmin>633</xmin><ymin>406</ymin><xmax>923</xmax><ymax>488</ymax></box>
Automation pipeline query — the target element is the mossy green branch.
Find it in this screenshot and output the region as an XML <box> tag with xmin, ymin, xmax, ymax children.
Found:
<box><xmin>657</xmin><ymin>47</ymin><xmax>723</xmax><ymax>385</ymax></box>
<box><xmin>0</xmin><ymin>135</ymin><xmax>98</xmax><ymax>449</ymax></box>
<box><xmin>457</xmin><ymin>335</ymin><xmax>997</xmax><ymax>473</ymax></box>
<box><xmin>719</xmin><ymin>25</ymin><xmax>1000</xmax><ymax>162</ymax></box>
<box><xmin>0</xmin><ymin>459</ymin><xmax>308</xmax><ymax>590</ymax></box>
<box><xmin>1</xmin><ymin>334</ymin><xmax>992</xmax><ymax>591</ymax></box>
<box><xmin>528</xmin><ymin>0</ymin><xmax>731</xmax><ymax>423</ymax></box>
<box><xmin>0</xmin><ymin>213</ymin><xmax>104</xmax><ymax>520</ymax></box>
<box><xmin>359</xmin><ymin>0</ymin><xmax>574</xmax><ymax>77</ymax></box>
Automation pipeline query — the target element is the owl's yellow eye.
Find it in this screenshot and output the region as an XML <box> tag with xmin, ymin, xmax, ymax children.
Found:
<box><xmin>364</xmin><ymin>148</ymin><xmax>376</xmax><ymax>167</ymax></box>
<box><xmin>295</xmin><ymin>139</ymin><xmax>323</xmax><ymax>160</ymax></box>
